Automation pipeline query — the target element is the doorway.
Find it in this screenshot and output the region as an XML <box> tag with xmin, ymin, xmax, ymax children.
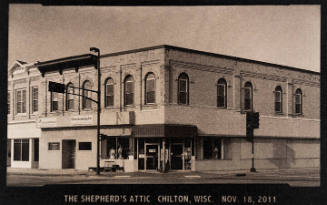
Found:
<box><xmin>145</xmin><ymin>143</ymin><xmax>159</xmax><ymax>170</ymax></box>
<box><xmin>170</xmin><ymin>143</ymin><xmax>183</xmax><ymax>170</ymax></box>
<box><xmin>62</xmin><ymin>140</ymin><xmax>76</xmax><ymax>169</ymax></box>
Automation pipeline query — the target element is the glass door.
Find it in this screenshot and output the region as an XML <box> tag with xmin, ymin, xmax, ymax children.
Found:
<box><xmin>145</xmin><ymin>144</ymin><xmax>159</xmax><ymax>170</ymax></box>
<box><xmin>170</xmin><ymin>143</ymin><xmax>183</xmax><ymax>170</ymax></box>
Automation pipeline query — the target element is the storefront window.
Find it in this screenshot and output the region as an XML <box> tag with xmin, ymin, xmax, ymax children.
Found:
<box><xmin>14</xmin><ymin>139</ymin><xmax>29</xmax><ymax>161</ymax></box>
<box><xmin>101</xmin><ymin>137</ymin><xmax>129</xmax><ymax>159</ymax></box>
<box><xmin>203</xmin><ymin>137</ymin><xmax>222</xmax><ymax>160</ymax></box>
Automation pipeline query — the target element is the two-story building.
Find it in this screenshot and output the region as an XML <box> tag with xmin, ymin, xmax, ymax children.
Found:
<box><xmin>8</xmin><ymin>45</ymin><xmax>320</xmax><ymax>172</ymax></box>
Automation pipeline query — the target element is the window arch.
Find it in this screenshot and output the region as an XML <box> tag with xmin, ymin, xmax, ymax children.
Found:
<box><xmin>105</xmin><ymin>78</ymin><xmax>114</xmax><ymax>107</ymax></box>
<box><xmin>178</xmin><ymin>73</ymin><xmax>189</xmax><ymax>105</ymax></box>
<box><xmin>295</xmin><ymin>88</ymin><xmax>303</xmax><ymax>114</ymax></box>
<box><xmin>274</xmin><ymin>86</ymin><xmax>282</xmax><ymax>113</ymax></box>
<box><xmin>124</xmin><ymin>75</ymin><xmax>134</xmax><ymax>106</ymax></box>
<box><xmin>82</xmin><ymin>80</ymin><xmax>92</xmax><ymax>109</ymax></box>
<box><xmin>243</xmin><ymin>82</ymin><xmax>253</xmax><ymax>111</ymax></box>
<box><xmin>217</xmin><ymin>78</ymin><xmax>227</xmax><ymax>108</ymax></box>
<box><xmin>66</xmin><ymin>83</ymin><xmax>74</xmax><ymax>111</ymax></box>
<box><xmin>145</xmin><ymin>72</ymin><xmax>156</xmax><ymax>104</ymax></box>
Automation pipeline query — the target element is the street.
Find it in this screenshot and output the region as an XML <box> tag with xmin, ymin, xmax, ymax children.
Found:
<box><xmin>7</xmin><ymin>168</ymin><xmax>320</xmax><ymax>187</ymax></box>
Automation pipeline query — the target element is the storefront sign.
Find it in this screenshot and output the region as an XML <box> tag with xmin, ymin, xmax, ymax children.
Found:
<box><xmin>37</xmin><ymin>117</ymin><xmax>57</xmax><ymax>127</ymax></box>
<box><xmin>71</xmin><ymin>115</ymin><xmax>93</xmax><ymax>125</ymax></box>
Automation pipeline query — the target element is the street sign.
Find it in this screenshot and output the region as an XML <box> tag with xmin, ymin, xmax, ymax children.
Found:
<box><xmin>48</xmin><ymin>81</ymin><xmax>65</xmax><ymax>93</ymax></box>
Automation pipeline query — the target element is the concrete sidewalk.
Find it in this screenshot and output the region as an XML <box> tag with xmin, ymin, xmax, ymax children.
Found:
<box><xmin>7</xmin><ymin>167</ymin><xmax>320</xmax><ymax>177</ymax></box>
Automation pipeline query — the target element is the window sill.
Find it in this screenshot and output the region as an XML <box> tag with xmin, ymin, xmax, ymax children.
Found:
<box><xmin>289</xmin><ymin>113</ymin><xmax>304</xmax><ymax>117</ymax></box>
<box><xmin>274</xmin><ymin>112</ymin><xmax>285</xmax><ymax>116</ymax></box>
<box><xmin>216</xmin><ymin>106</ymin><xmax>227</xmax><ymax>109</ymax></box>
<box><xmin>15</xmin><ymin>113</ymin><xmax>27</xmax><ymax>117</ymax></box>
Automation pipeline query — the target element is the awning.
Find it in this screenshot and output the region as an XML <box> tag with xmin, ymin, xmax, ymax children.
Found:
<box><xmin>132</xmin><ymin>124</ymin><xmax>197</xmax><ymax>138</ymax></box>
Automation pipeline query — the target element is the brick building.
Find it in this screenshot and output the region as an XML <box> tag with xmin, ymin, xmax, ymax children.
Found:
<box><xmin>7</xmin><ymin>45</ymin><xmax>320</xmax><ymax>172</ymax></box>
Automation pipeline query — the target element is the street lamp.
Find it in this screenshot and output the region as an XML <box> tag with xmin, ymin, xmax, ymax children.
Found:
<box><xmin>90</xmin><ymin>47</ymin><xmax>101</xmax><ymax>175</ymax></box>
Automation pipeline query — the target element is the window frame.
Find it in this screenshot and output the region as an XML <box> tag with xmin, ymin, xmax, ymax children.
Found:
<box><xmin>50</xmin><ymin>91</ymin><xmax>59</xmax><ymax>112</ymax></box>
<box><xmin>274</xmin><ymin>86</ymin><xmax>283</xmax><ymax>113</ymax></box>
<box><xmin>82</xmin><ymin>80</ymin><xmax>92</xmax><ymax>110</ymax></box>
<box><xmin>295</xmin><ymin>88</ymin><xmax>303</xmax><ymax>115</ymax></box>
<box><xmin>124</xmin><ymin>75</ymin><xmax>134</xmax><ymax>106</ymax></box>
<box><xmin>217</xmin><ymin>78</ymin><xmax>227</xmax><ymax>108</ymax></box>
<box><xmin>105</xmin><ymin>78</ymin><xmax>114</xmax><ymax>107</ymax></box>
<box><xmin>145</xmin><ymin>72</ymin><xmax>156</xmax><ymax>105</ymax></box>
<box><xmin>243</xmin><ymin>82</ymin><xmax>253</xmax><ymax>112</ymax></box>
<box><xmin>13</xmin><ymin>139</ymin><xmax>29</xmax><ymax>161</ymax></box>
<box><xmin>178</xmin><ymin>73</ymin><xmax>189</xmax><ymax>105</ymax></box>
<box><xmin>48</xmin><ymin>142</ymin><xmax>60</xmax><ymax>150</ymax></box>
<box><xmin>66</xmin><ymin>83</ymin><xmax>74</xmax><ymax>111</ymax></box>
<box><xmin>78</xmin><ymin>142</ymin><xmax>92</xmax><ymax>151</ymax></box>
<box><xmin>31</xmin><ymin>86</ymin><xmax>38</xmax><ymax>113</ymax></box>
<box><xmin>16</xmin><ymin>89</ymin><xmax>26</xmax><ymax>114</ymax></box>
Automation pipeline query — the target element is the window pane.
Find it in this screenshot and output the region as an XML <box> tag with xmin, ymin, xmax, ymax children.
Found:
<box><xmin>275</xmin><ymin>91</ymin><xmax>281</xmax><ymax>102</ymax></box>
<box><xmin>146</xmin><ymin>91</ymin><xmax>155</xmax><ymax>104</ymax></box>
<box><xmin>275</xmin><ymin>102</ymin><xmax>281</xmax><ymax>112</ymax></box>
<box><xmin>14</xmin><ymin>140</ymin><xmax>21</xmax><ymax>161</ymax></box>
<box><xmin>125</xmin><ymin>93</ymin><xmax>134</xmax><ymax>105</ymax></box>
<box><xmin>217</xmin><ymin>85</ymin><xmax>226</xmax><ymax>107</ymax></box>
<box><xmin>244</xmin><ymin>88</ymin><xmax>251</xmax><ymax>110</ymax></box>
<box><xmin>179</xmin><ymin>79</ymin><xmax>186</xmax><ymax>92</ymax></box>
<box><xmin>22</xmin><ymin>140</ymin><xmax>29</xmax><ymax>161</ymax></box>
<box><xmin>179</xmin><ymin>92</ymin><xmax>187</xmax><ymax>104</ymax></box>
<box><xmin>126</xmin><ymin>81</ymin><xmax>133</xmax><ymax>93</ymax></box>
<box><xmin>67</xmin><ymin>99</ymin><xmax>74</xmax><ymax>110</ymax></box>
<box><xmin>34</xmin><ymin>139</ymin><xmax>39</xmax><ymax>161</ymax></box>
<box><xmin>79</xmin><ymin>142</ymin><xmax>92</xmax><ymax>150</ymax></box>
<box><xmin>22</xmin><ymin>90</ymin><xmax>26</xmax><ymax>113</ymax></box>
<box><xmin>146</xmin><ymin>79</ymin><xmax>155</xmax><ymax>92</ymax></box>
<box><xmin>106</xmin><ymin>84</ymin><xmax>114</xmax><ymax>96</ymax></box>
<box><xmin>295</xmin><ymin>94</ymin><xmax>301</xmax><ymax>104</ymax></box>
<box><xmin>106</xmin><ymin>96</ymin><xmax>114</xmax><ymax>107</ymax></box>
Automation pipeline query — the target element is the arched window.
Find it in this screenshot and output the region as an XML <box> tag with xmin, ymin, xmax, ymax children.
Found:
<box><xmin>295</xmin><ymin>88</ymin><xmax>303</xmax><ymax>114</ymax></box>
<box><xmin>82</xmin><ymin>80</ymin><xmax>92</xmax><ymax>109</ymax></box>
<box><xmin>66</xmin><ymin>83</ymin><xmax>74</xmax><ymax>111</ymax></box>
<box><xmin>178</xmin><ymin>73</ymin><xmax>189</xmax><ymax>105</ymax></box>
<box><xmin>217</xmin><ymin>78</ymin><xmax>227</xmax><ymax>108</ymax></box>
<box><xmin>124</xmin><ymin>75</ymin><xmax>134</xmax><ymax>106</ymax></box>
<box><xmin>145</xmin><ymin>72</ymin><xmax>156</xmax><ymax>104</ymax></box>
<box><xmin>274</xmin><ymin>86</ymin><xmax>282</xmax><ymax>113</ymax></box>
<box><xmin>105</xmin><ymin>78</ymin><xmax>114</xmax><ymax>107</ymax></box>
<box><xmin>243</xmin><ymin>82</ymin><xmax>253</xmax><ymax>111</ymax></box>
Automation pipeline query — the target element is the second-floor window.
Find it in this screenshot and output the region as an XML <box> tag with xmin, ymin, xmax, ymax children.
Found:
<box><xmin>274</xmin><ymin>86</ymin><xmax>282</xmax><ymax>113</ymax></box>
<box><xmin>51</xmin><ymin>92</ymin><xmax>58</xmax><ymax>112</ymax></box>
<box><xmin>16</xmin><ymin>89</ymin><xmax>26</xmax><ymax>114</ymax></box>
<box><xmin>178</xmin><ymin>73</ymin><xmax>189</xmax><ymax>105</ymax></box>
<box><xmin>145</xmin><ymin>72</ymin><xmax>156</xmax><ymax>104</ymax></box>
<box><xmin>105</xmin><ymin>78</ymin><xmax>114</xmax><ymax>107</ymax></box>
<box><xmin>82</xmin><ymin>80</ymin><xmax>92</xmax><ymax>109</ymax></box>
<box><xmin>8</xmin><ymin>92</ymin><xmax>10</xmax><ymax>114</ymax></box>
<box><xmin>217</xmin><ymin>78</ymin><xmax>227</xmax><ymax>108</ymax></box>
<box><xmin>295</xmin><ymin>88</ymin><xmax>303</xmax><ymax>114</ymax></box>
<box><xmin>124</xmin><ymin>75</ymin><xmax>134</xmax><ymax>106</ymax></box>
<box><xmin>66</xmin><ymin>83</ymin><xmax>74</xmax><ymax>111</ymax></box>
<box><xmin>243</xmin><ymin>82</ymin><xmax>253</xmax><ymax>111</ymax></box>
<box><xmin>31</xmin><ymin>87</ymin><xmax>38</xmax><ymax>113</ymax></box>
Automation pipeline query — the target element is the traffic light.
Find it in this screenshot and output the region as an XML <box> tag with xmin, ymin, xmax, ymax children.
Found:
<box><xmin>48</xmin><ymin>81</ymin><xmax>65</xmax><ymax>93</ymax></box>
<box><xmin>252</xmin><ymin>112</ymin><xmax>260</xmax><ymax>129</ymax></box>
<box><xmin>246</xmin><ymin>112</ymin><xmax>260</xmax><ymax>129</ymax></box>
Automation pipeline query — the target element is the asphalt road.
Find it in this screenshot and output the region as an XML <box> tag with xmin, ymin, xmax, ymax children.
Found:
<box><xmin>7</xmin><ymin>170</ymin><xmax>320</xmax><ymax>187</ymax></box>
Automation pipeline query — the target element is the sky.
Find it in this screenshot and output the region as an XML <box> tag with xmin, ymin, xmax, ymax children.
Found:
<box><xmin>8</xmin><ymin>4</ymin><xmax>320</xmax><ymax>72</ymax></box>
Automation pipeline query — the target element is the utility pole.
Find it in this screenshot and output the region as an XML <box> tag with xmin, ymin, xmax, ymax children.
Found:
<box><xmin>90</xmin><ymin>47</ymin><xmax>101</xmax><ymax>175</ymax></box>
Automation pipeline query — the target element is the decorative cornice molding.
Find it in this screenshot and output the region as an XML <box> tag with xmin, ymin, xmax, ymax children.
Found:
<box><xmin>13</xmin><ymin>78</ymin><xmax>27</xmax><ymax>84</ymax></box>
<box><xmin>240</xmin><ymin>70</ymin><xmax>287</xmax><ymax>82</ymax></box>
<box><xmin>170</xmin><ymin>60</ymin><xmax>234</xmax><ymax>75</ymax></box>
<box><xmin>292</xmin><ymin>78</ymin><xmax>320</xmax><ymax>87</ymax></box>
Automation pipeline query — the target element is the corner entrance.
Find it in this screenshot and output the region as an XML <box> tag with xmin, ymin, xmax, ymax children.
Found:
<box><xmin>170</xmin><ymin>143</ymin><xmax>183</xmax><ymax>170</ymax></box>
<box><xmin>145</xmin><ymin>143</ymin><xmax>160</xmax><ymax>170</ymax></box>
<box><xmin>62</xmin><ymin>140</ymin><xmax>76</xmax><ymax>169</ymax></box>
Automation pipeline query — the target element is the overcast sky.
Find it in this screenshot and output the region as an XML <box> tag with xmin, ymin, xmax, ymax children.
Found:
<box><xmin>9</xmin><ymin>4</ymin><xmax>320</xmax><ymax>72</ymax></box>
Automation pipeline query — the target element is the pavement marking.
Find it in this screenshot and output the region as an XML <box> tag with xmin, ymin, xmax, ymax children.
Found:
<box><xmin>184</xmin><ymin>175</ymin><xmax>201</xmax><ymax>178</ymax></box>
<box><xmin>113</xmin><ymin>176</ymin><xmax>131</xmax><ymax>178</ymax></box>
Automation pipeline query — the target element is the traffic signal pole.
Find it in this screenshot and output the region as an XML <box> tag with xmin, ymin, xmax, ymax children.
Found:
<box><xmin>246</xmin><ymin>112</ymin><xmax>259</xmax><ymax>172</ymax></box>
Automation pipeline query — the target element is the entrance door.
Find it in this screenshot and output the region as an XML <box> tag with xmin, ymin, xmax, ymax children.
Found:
<box><xmin>170</xmin><ymin>143</ymin><xmax>183</xmax><ymax>170</ymax></box>
<box><xmin>145</xmin><ymin>144</ymin><xmax>159</xmax><ymax>170</ymax></box>
<box><xmin>62</xmin><ymin>140</ymin><xmax>76</xmax><ymax>169</ymax></box>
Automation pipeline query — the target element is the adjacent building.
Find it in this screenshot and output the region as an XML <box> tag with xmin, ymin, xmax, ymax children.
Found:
<box><xmin>7</xmin><ymin>45</ymin><xmax>320</xmax><ymax>172</ymax></box>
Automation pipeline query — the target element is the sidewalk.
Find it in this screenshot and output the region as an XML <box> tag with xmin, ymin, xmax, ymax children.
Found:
<box><xmin>7</xmin><ymin>167</ymin><xmax>320</xmax><ymax>177</ymax></box>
